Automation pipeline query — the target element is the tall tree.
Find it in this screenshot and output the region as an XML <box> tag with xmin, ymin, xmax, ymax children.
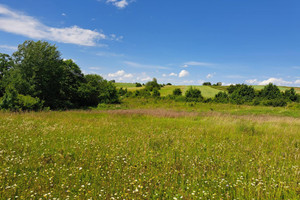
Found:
<box><xmin>0</xmin><ymin>53</ymin><xmax>13</xmax><ymax>96</ymax></box>
<box><xmin>11</xmin><ymin>40</ymin><xmax>64</xmax><ymax>108</ymax></box>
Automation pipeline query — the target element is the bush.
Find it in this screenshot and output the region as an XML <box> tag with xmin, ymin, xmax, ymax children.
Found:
<box><xmin>259</xmin><ymin>83</ymin><xmax>282</xmax><ymax>100</ymax></box>
<box><xmin>203</xmin><ymin>82</ymin><xmax>211</xmax><ymax>86</ymax></box>
<box><xmin>0</xmin><ymin>87</ymin><xmax>44</xmax><ymax>111</ymax></box>
<box><xmin>229</xmin><ymin>84</ymin><xmax>255</xmax><ymax>104</ymax></box>
<box><xmin>172</xmin><ymin>88</ymin><xmax>182</xmax><ymax>96</ymax></box>
<box><xmin>261</xmin><ymin>98</ymin><xmax>287</xmax><ymax>107</ymax></box>
<box><xmin>185</xmin><ymin>87</ymin><xmax>203</xmax><ymax>102</ymax></box>
<box><xmin>135</xmin><ymin>82</ymin><xmax>142</xmax><ymax>87</ymax></box>
<box><xmin>214</xmin><ymin>92</ymin><xmax>229</xmax><ymax>103</ymax></box>
<box><xmin>152</xmin><ymin>88</ymin><xmax>160</xmax><ymax>97</ymax></box>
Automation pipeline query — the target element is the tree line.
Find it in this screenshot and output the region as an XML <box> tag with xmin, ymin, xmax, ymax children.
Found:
<box><xmin>0</xmin><ymin>40</ymin><xmax>119</xmax><ymax>111</ymax></box>
<box><xmin>118</xmin><ymin>83</ymin><xmax>299</xmax><ymax>107</ymax></box>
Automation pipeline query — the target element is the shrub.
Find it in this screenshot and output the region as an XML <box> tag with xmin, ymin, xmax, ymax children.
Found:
<box><xmin>203</xmin><ymin>82</ymin><xmax>211</xmax><ymax>86</ymax></box>
<box><xmin>152</xmin><ymin>88</ymin><xmax>160</xmax><ymax>97</ymax></box>
<box><xmin>259</xmin><ymin>83</ymin><xmax>282</xmax><ymax>100</ymax></box>
<box><xmin>261</xmin><ymin>98</ymin><xmax>287</xmax><ymax>107</ymax></box>
<box><xmin>185</xmin><ymin>87</ymin><xmax>203</xmax><ymax>102</ymax></box>
<box><xmin>229</xmin><ymin>84</ymin><xmax>255</xmax><ymax>104</ymax></box>
<box><xmin>172</xmin><ymin>88</ymin><xmax>182</xmax><ymax>96</ymax></box>
<box><xmin>0</xmin><ymin>87</ymin><xmax>43</xmax><ymax>111</ymax></box>
<box><xmin>135</xmin><ymin>82</ymin><xmax>142</xmax><ymax>87</ymax></box>
<box><xmin>214</xmin><ymin>92</ymin><xmax>229</xmax><ymax>103</ymax></box>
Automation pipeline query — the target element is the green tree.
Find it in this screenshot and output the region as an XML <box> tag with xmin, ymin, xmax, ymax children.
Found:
<box><xmin>145</xmin><ymin>78</ymin><xmax>161</xmax><ymax>91</ymax></box>
<box><xmin>0</xmin><ymin>53</ymin><xmax>13</xmax><ymax>96</ymax></box>
<box><xmin>78</xmin><ymin>74</ymin><xmax>119</xmax><ymax>106</ymax></box>
<box><xmin>10</xmin><ymin>40</ymin><xmax>64</xmax><ymax>108</ymax></box>
<box><xmin>60</xmin><ymin>59</ymin><xmax>85</xmax><ymax>108</ymax></box>
<box><xmin>152</xmin><ymin>88</ymin><xmax>160</xmax><ymax>97</ymax></box>
<box><xmin>172</xmin><ymin>88</ymin><xmax>182</xmax><ymax>96</ymax></box>
<box><xmin>185</xmin><ymin>87</ymin><xmax>203</xmax><ymax>102</ymax></box>
<box><xmin>259</xmin><ymin>83</ymin><xmax>282</xmax><ymax>100</ymax></box>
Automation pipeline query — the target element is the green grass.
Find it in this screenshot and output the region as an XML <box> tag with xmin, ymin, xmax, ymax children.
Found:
<box><xmin>160</xmin><ymin>85</ymin><xmax>221</xmax><ymax>98</ymax></box>
<box><xmin>114</xmin><ymin>82</ymin><xmax>137</xmax><ymax>88</ymax></box>
<box><xmin>0</xmin><ymin>102</ymin><xmax>299</xmax><ymax>199</ymax></box>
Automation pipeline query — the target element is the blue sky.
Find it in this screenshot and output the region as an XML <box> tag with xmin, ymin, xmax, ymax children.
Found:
<box><xmin>0</xmin><ymin>0</ymin><xmax>300</xmax><ymax>86</ymax></box>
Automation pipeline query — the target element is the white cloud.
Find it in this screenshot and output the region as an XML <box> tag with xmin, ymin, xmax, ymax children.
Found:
<box><xmin>162</xmin><ymin>74</ymin><xmax>167</xmax><ymax>77</ymax></box>
<box><xmin>107</xmin><ymin>70</ymin><xmax>133</xmax><ymax>81</ymax></box>
<box><xmin>61</xmin><ymin>13</ymin><xmax>66</xmax><ymax>16</ymax></box>
<box><xmin>179</xmin><ymin>70</ymin><xmax>189</xmax><ymax>78</ymax></box>
<box><xmin>0</xmin><ymin>44</ymin><xmax>17</xmax><ymax>51</ymax></box>
<box><xmin>245</xmin><ymin>79</ymin><xmax>259</xmax><ymax>84</ymax></box>
<box><xmin>258</xmin><ymin>78</ymin><xmax>292</xmax><ymax>86</ymax></box>
<box><xmin>106</xmin><ymin>0</ymin><xmax>130</xmax><ymax>9</ymax></box>
<box><xmin>245</xmin><ymin>78</ymin><xmax>300</xmax><ymax>86</ymax></box>
<box><xmin>169</xmin><ymin>72</ymin><xmax>177</xmax><ymax>77</ymax></box>
<box><xmin>206</xmin><ymin>73</ymin><xmax>213</xmax><ymax>79</ymax></box>
<box><xmin>0</xmin><ymin>5</ymin><xmax>117</xmax><ymax>46</ymax></box>
<box><xmin>184</xmin><ymin>61</ymin><xmax>213</xmax><ymax>67</ymax></box>
<box><xmin>124</xmin><ymin>61</ymin><xmax>170</xmax><ymax>70</ymax></box>
<box><xmin>182</xmin><ymin>64</ymin><xmax>188</xmax><ymax>68</ymax></box>
<box><xmin>108</xmin><ymin>70</ymin><xmax>126</xmax><ymax>77</ymax></box>
<box><xmin>124</xmin><ymin>73</ymin><xmax>133</xmax><ymax>78</ymax></box>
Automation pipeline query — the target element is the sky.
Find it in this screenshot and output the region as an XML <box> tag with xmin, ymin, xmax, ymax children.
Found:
<box><xmin>0</xmin><ymin>0</ymin><xmax>300</xmax><ymax>86</ymax></box>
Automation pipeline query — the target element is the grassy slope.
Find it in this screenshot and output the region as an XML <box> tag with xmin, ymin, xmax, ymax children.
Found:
<box><xmin>115</xmin><ymin>83</ymin><xmax>300</xmax><ymax>98</ymax></box>
<box><xmin>0</xmin><ymin>107</ymin><xmax>299</xmax><ymax>199</ymax></box>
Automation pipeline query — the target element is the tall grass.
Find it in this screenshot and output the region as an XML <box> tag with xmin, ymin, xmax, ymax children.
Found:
<box><xmin>0</xmin><ymin>109</ymin><xmax>299</xmax><ymax>199</ymax></box>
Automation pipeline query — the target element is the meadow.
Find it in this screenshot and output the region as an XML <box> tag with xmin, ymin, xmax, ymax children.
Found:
<box><xmin>115</xmin><ymin>83</ymin><xmax>300</xmax><ymax>98</ymax></box>
<box><xmin>0</xmin><ymin>101</ymin><xmax>299</xmax><ymax>199</ymax></box>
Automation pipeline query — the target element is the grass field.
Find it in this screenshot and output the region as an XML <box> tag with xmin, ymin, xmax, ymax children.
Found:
<box><xmin>0</xmin><ymin>102</ymin><xmax>299</xmax><ymax>199</ymax></box>
<box><xmin>114</xmin><ymin>83</ymin><xmax>300</xmax><ymax>98</ymax></box>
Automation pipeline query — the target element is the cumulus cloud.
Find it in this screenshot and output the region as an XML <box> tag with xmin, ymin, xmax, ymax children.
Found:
<box><xmin>245</xmin><ymin>77</ymin><xmax>300</xmax><ymax>86</ymax></box>
<box><xmin>0</xmin><ymin>5</ymin><xmax>117</xmax><ymax>46</ymax></box>
<box><xmin>258</xmin><ymin>78</ymin><xmax>292</xmax><ymax>86</ymax></box>
<box><xmin>108</xmin><ymin>70</ymin><xmax>126</xmax><ymax>77</ymax></box>
<box><xmin>169</xmin><ymin>72</ymin><xmax>177</xmax><ymax>77</ymax></box>
<box><xmin>245</xmin><ymin>79</ymin><xmax>259</xmax><ymax>84</ymax></box>
<box><xmin>179</xmin><ymin>70</ymin><xmax>189</xmax><ymax>78</ymax></box>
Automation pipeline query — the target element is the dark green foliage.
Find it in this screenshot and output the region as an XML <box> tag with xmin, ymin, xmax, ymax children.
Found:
<box><xmin>0</xmin><ymin>53</ymin><xmax>13</xmax><ymax>96</ymax></box>
<box><xmin>261</xmin><ymin>98</ymin><xmax>287</xmax><ymax>107</ymax></box>
<box><xmin>229</xmin><ymin>84</ymin><xmax>255</xmax><ymax>104</ymax></box>
<box><xmin>284</xmin><ymin>88</ymin><xmax>299</xmax><ymax>102</ymax></box>
<box><xmin>118</xmin><ymin>87</ymin><xmax>128</xmax><ymax>96</ymax></box>
<box><xmin>152</xmin><ymin>88</ymin><xmax>160</xmax><ymax>97</ymax></box>
<box><xmin>145</xmin><ymin>78</ymin><xmax>161</xmax><ymax>91</ymax></box>
<box><xmin>166</xmin><ymin>83</ymin><xmax>172</xmax><ymax>85</ymax></box>
<box><xmin>259</xmin><ymin>83</ymin><xmax>281</xmax><ymax>100</ymax></box>
<box><xmin>10</xmin><ymin>41</ymin><xmax>64</xmax><ymax>108</ymax></box>
<box><xmin>172</xmin><ymin>88</ymin><xmax>182</xmax><ymax>96</ymax></box>
<box><xmin>214</xmin><ymin>92</ymin><xmax>229</xmax><ymax>103</ymax></box>
<box><xmin>185</xmin><ymin>87</ymin><xmax>203</xmax><ymax>102</ymax></box>
<box><xmin>0</xmin><ymin>86</ymin><xmax>43</xmax><ymax>111</ymax></box>
<box><xmin>60</xmin><ymin>59</ymin><xmax>85</xmax><ymax>108</ymax></box>
<box><xmin>135</xmin><ymin>82</ymin><xmax>142</xmax><ymax>87</ymax></box>
<box><xmin>0</xmin><ymin>40</ymin><xmax>120</xmax><ymax>110</ymax></box>
<box><xmin>134</xmin><ymin>89</ymin><xmax>151</xmax><ymax>97</ymax></box>
<box><xmin>78</xmin><ymin>74</ymin><xmax>119</xmax><ymax>106</ymax></box>
<box><xmin>203</xmin><ymin>82</ymin><xmax>211</xmax><ymax>86</ymax></box>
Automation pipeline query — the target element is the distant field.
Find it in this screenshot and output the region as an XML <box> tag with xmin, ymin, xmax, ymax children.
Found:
<box><xmin>160</xmin><ymin>85</ymin><xmax>221</xmax><ymax>98</ymax></box>
<box><xmin>115</xmin><ymin>83</ymin><xmax>300</xmax><ymax>96</ymax></box>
